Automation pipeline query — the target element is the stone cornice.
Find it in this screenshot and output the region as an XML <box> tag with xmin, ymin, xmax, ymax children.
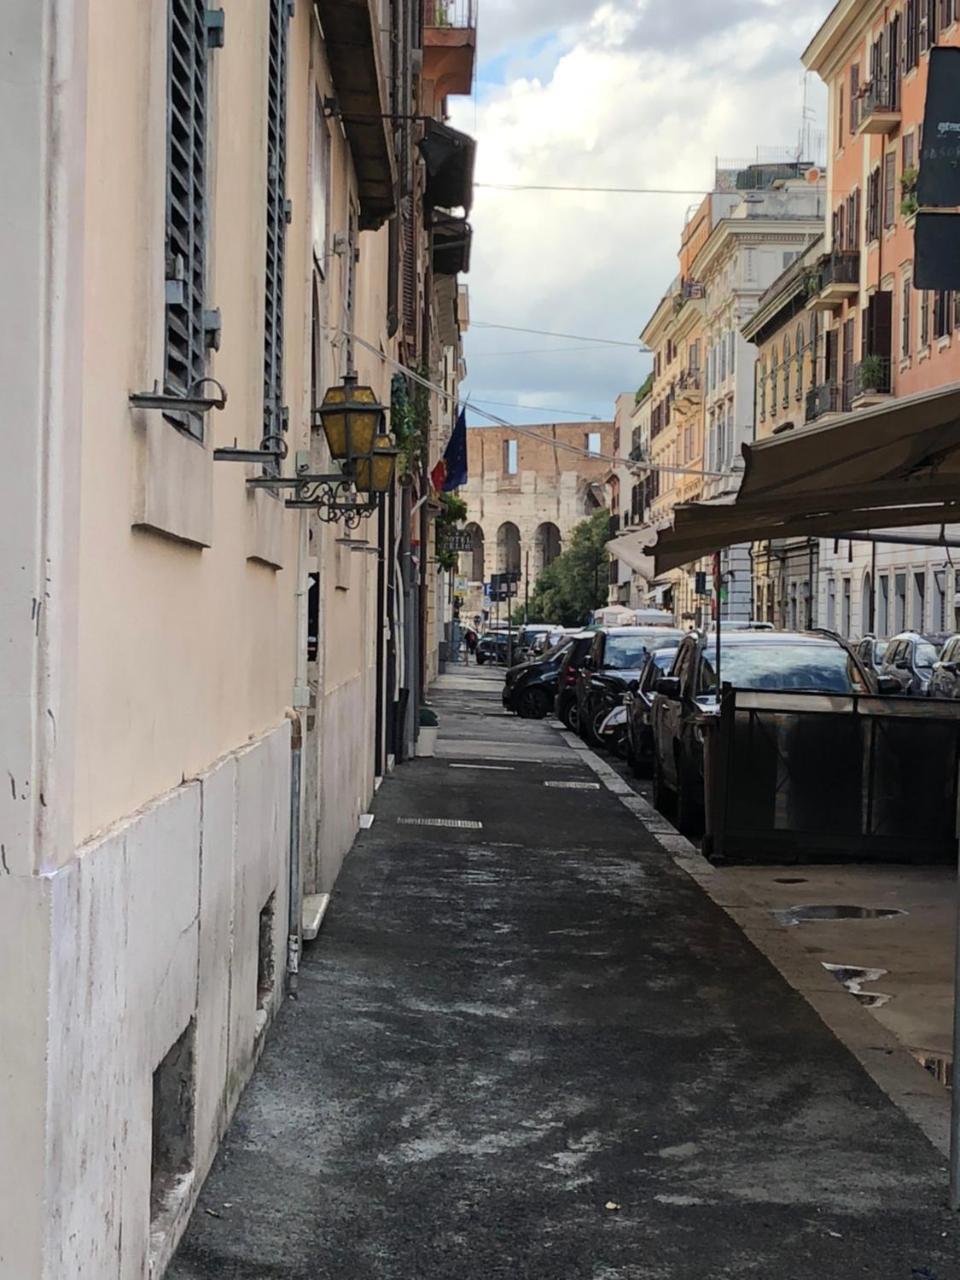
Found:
<box><xmin>802</xmin><ymin>0</ymin><xmax>885</xmax><ymax>77</ymax></box>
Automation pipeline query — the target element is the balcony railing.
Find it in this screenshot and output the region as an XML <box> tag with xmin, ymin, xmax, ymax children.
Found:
<box><xmin>426</xmin><ymin>0</ymin><xmax>476</xmax><ymax>27</ymax></box>
<box><xmin>677</xmin><ymin>369</ymin><xmax>701</xmax><ymax>393</ymax></box>
<box><xmin>821</xmin><ymin>250</ymin><xmax>859</xmax><ymax>289</ymax></box>
<box><xmin>805</xmin><ymin>383</ymin><xmax>841</xmax><ymax>423</ymax></box>
<box><xmin>857</xmin><ymin>82</ymin><xmax>901</xmax><ymax>134</ymax></box>
<box><xmin>854</xmin><ymin>356</ymin><xmax>892</xmax><ymax>397</ymax></box>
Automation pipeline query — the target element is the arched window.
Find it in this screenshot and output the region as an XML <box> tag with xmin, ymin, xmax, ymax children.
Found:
<box><xmin>496</xmin><ymin>522</ymin><xmax>521</xmax><ymax>575</ymax></box>
<box><xmin>782</xmin><ymin>336</ymin><xmax>791</xmax><ymax>407</ymax></box>
<box><xmin>795</xmin><ymin>322</ymin><xmax>805</xmax><ymax>400</ymax></box>
<box><xmin>461</xmin><ymin>523</ymin><xmax>485</xmax><ymax>583</ymax></box>
<box><xmin>770</xmin><ymin>345</ymin><xmax>779</xmax><ymax>415</ymax></box>
<box><xmin>534</xmin><ymin>523</ymin><xmax>561</xmax><ymax>575</ymax></box>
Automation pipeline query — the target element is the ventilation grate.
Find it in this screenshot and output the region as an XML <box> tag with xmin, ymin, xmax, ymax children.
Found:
<box><xmin>544</xmin><ymin>781</ymin><xmax>601</xmax><ymax>790</ymax></box>
<box><xmin>397</xmin><ymin>817</ymin><xmax>483</xmax><ymax>829</ymax></box>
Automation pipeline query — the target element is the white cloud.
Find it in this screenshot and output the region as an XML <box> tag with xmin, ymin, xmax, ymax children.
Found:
<box><xmin>451</xmin><ymin>0</ymin><xmax>833</xmax><ymax>427</ymax></box>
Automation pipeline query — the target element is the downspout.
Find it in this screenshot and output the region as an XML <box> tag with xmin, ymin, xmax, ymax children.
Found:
<box><xmin>286</xmin><ymin>708</ymin><xmax>303</xmax><ymax>996</ymax></box>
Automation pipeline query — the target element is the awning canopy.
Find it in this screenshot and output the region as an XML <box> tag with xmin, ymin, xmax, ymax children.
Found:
<box><xmin>606</xmin><ymin>526</ymin><xmax>658</xmax><ymax>581</ymax></box>
<box><xmin>431</xmin><ymin>212</ymin><xmax>472</xmax><ymax>275</ymax></box>
<box><xmin>648</xmin><ymin>383</ymin><xmax>960</xmax><ymax>573</ymax></box>
<box><xmin>419</xmin><ymin>121</ymin><xmax>476</xmax><ymax>214</ymax></box>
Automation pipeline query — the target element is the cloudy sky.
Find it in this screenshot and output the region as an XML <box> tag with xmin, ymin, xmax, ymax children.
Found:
<box><xmin>448</xmin><ymin>0</ymin><xmax>835</xmax><ymax>428</ymax></box>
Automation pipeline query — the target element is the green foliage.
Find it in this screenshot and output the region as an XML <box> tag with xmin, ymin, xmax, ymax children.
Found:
<box><xmin>900</xmin><ymin>166</ymin><xmax>919</xmax><ymax>219</ymax></box>
<box><xmin>635</xmin><ymin>371</ymin><xmax>654</xmax><ymax>404</ymax></box>
<box><xmin>857</xmin><ymin>353</ymin><xmax>886</xmax><ymax>392</ymax></box>
<box><xmin>435</xmin><ymin>492</ymin><xmax>468</xmax><ymax>571</ymax></box>
<box><xmin>525</xmin><ymin>510</ymin><xmax>611</xmax><ymax>626</ymax></box>
<box><xmin>391</xmin><ymin>370</ymin><xmax>430</xmax><ymax>480</ymax></box>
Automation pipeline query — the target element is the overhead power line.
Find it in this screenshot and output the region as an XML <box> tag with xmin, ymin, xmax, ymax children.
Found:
<box><xmin>472</xmin><ymin>321</ymin><xmax>648</xmax><ymax>350</ymax></box>
<box><xmin>476</xmin><ymin>182</ymin><xmax>711</xmax><ymax>196</ymax></box>
<box><xmin>466</xmin><ymin>396</ymin><xmax>606</xmax><ymax>420</ymax></box>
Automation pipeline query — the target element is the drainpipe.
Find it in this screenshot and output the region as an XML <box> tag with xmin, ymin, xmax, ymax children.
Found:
<box><xmin>286</xmin><ymin>708</ymin><xmax>303</xmax><ymax>997</ymax></box>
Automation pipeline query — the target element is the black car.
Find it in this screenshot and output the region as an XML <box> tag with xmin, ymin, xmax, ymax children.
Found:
<box><xmin>929</xmin><ymin>634</ymin><xmax>960</xmax><ymax>699</ymax></box>
<box><xmin>651</xmin><ymin>630</ymin><xmax>872</xmax><ymax>836</ymax></box>
<box><xmin>576</xmin><ymin>627</ymin><xmax>683</xmax><ymax>746</ymax></box>
<box><xmin>624</xmin><ymin>646</ymin><xmax>678</xmax><ymax>777</ymax></box>
<box><xmin>554</xmin><ymin>632</ymin><xmax>597</xmax><ymax>731</ymax></box>
<box><xmin>880</xmin><ymin>631</ymin><xmax>946</xmax><ymax>696</ymax></box>
<box><xmin>502</xmin><ymin>636</ymin><xmax>574</xmax><ymax>719</ymax></box>
<box><xmin>854</xmin><ymin>635</ymin><xmax>888</xmax><ymax>688</ymax></box>
<box><xmin>476</xmin><ymin>631</ymin><xmax>514</xmax><ymax>665</ymax></box>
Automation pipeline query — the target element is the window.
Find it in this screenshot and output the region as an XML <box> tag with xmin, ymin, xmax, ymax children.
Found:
<box><xmin>729</xmin><ymin>329</ymin><xmax>736</xmax><ymax>373</ymax></box>
<box><xmin>934</xmin><ymin>290</ymin><xmax>953</xmax><ymax>338</ymax></box>
<box><xmin>903</xmin><ymin>131</ymin><xmax>915</xmax><ymax>173</ymax></box>
<box><xmin>866</xmin><ymin>166</ymin><xmax>882</xmax><ymax>241</ymax></box>
<box><xmin>895</xmin><ymin>572</ymin><xmax>907</xmax><ymax>631</ymax></box>
<box><xmin>842</xmin><ymin>578</ymin><xmax>852</xmax><ymax>636</ymax></box>
<box><xmin>935</xmin><ymin>569</ymin><xmax>947</xmax><ymax>631</ymax></box>
<box><xmin>838</xmin><ymin>83</ymin><xmax>845</xmax><ymax>145</ymax></box>
<box><xmin>902</xmin><ymin>275</ymin><xmax>912</xmax><ymax>356</ymax></box>
<box><xmin>263</xmin><ymin>0</ymin><xmax>291</xmax><ymax>464</ymax></box>
<box><xmin>849</xmin><ymin>63</ymin><xmax>860</xmax><ymax>134</ymax></box>
<box><xmin>878</xmin><ymin>574</ymin><xmax>890</xmax><ymax>636</ymax></box>
<box><xmin>913</xmin><ymin>570</ymin><xmax>927</xmax><ymax>629</ymax></box>
<box><xmin>920</xmin><ymin>289</ymin><xmax>931</xmax><ymax>347</ymax></box>
<box><xmin>796</xmin><ymin>323</ymin><xmax>805</xmax><ymax>399</ymax></box>
<box><xmin>312</xmin><ymin>98</ymin><xmax>331</xmax><ymax>274</ymax></box>
<box><xmin>759</xmin><ymin>359</ymin><xmax>767</xmax><ymax>420</ymax></box>
<box><xmin>586</xmin><ymin>431</ymin><xmax>601</xmax><ymax>456</ymax></box>
<box><xmin>906</xmin><ymin>0</ymin><xmax>920</xmax><ymax>66</ymax></box>
<box><xmin>883</xmin><ymin>151</ymin><xmax>896</xmax><ymax>229</ymax></box>
<box><xmin>827</xmin><ymin>579</ymin><xmax>837</xmax><ymax>630</ymax></box>
<box><xmin>782</xmin><ymin>336</ymin><xmax>791</xmax><ymax>407</ymax></box>
<box><xmin>770</xmin><ymin>345</ymin><xmax>778</xmax><ymax>415</ymax></box>
<box><xmin>783</xmin><ymin>250</ymin><xmax>800</xmax><ymax>270</ymax></box>
<box><xmin>719</xmin><ymin>331</ymin><xmax>727</xmax><ymax>383</ymax></box>
<box><xmin>503</xmin><ymin>439</ymin><xmax>518</xmax><ymax>474</ymax></box>
<box><xmin>164</xmin><ymin>0</ymin><xmax>212</xmax><ymax>438</ymax></box>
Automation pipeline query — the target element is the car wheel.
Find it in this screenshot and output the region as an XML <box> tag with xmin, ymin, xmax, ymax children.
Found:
<box><xmin>476</xmin><ymin>653</ymin><xmax>486</xmax><ymax>665</ymax></box>
<box><xmin>517</xmin><ymin>687</ymin><xmax>550</xmax><ymax>720</ymax></box>
<box><xmin>674</xmin><ymin>751</ymin><xmax>704</xmax><ymax>839</ymax></box>
<box><xmin>652</xmin><ymin>749</ymin><xmax>671</xmax><ymax>815</ymax></box>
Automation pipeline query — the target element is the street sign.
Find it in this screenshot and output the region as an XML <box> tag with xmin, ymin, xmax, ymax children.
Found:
<box><xmin>447</xmin><ymin>530</ymin><xmax>474</xmax><ymax>552</ymax></box>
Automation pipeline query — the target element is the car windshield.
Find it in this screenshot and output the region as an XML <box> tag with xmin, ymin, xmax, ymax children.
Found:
<box><xmin>917</xmin><ymin>641</ymin><xmax>940</xmax><ymax>669</ymax></box>
<box><xmin>604</xmin><ymin>636</ymin><xmax>650</xmax><ymax>669</ymax></box>
<box><xmin>699</xmin><ymin>642</ymin><xmax>860</xmax><ymax>694</ymax></box>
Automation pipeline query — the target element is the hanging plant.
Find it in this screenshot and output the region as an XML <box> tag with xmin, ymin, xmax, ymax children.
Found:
<box><xmin>435</xmin><ymin>492</ymin><xmax>468</xmax><ymax>571</ymax></box>
<box><xmin>391</xmin><ymin>369</ymin><xmax>430</xmax><ymax>481</ymax></box>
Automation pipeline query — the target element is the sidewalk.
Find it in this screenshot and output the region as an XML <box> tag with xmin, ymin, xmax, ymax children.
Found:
<box><xmin>170</xmin><ymin>665</ymin><xmax>957</xmax><ymax>1279</ymax></box>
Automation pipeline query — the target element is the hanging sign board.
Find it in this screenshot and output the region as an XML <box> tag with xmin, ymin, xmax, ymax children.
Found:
<box><xmin>917</xmin><ymin>48</ymin><xmax>960</xmax><ymax>209</ymax></box>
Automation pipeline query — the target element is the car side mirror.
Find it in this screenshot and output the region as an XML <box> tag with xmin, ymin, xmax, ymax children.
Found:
<box><xmin>876</xmin><ymin>675</ymin><xmax>899</xmax><ymax>694</ymax></box>
<box><xmin>656</xmin><ymin>675</ymin><xmax>681</xmax><ymax>698</ymax></box>
<box><xmin>582</xmin><ymin>656</ymin><xmax>595</xmax><ymax>671</ymax></box>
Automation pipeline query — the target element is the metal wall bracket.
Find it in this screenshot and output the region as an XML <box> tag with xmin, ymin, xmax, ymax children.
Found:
<box><xmin>130</xmin><ymin>377</ymin><xmax>227</xmax><ymax>415</ymax></box>
<box><xmin>205</xmin><ymin>8</ymin><xmax>225</xmax><ymax>47</ymax></box>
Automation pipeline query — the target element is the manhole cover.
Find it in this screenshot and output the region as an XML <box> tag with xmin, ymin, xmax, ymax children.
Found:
<box><xmin>775</xmin><ymin>904</ymin><xmax>906</xmax><ymax>927</ymax></box>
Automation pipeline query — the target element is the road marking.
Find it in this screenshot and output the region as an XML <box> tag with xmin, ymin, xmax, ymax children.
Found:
<box><xmin>397</xmin><ymin>817</ymin><xmax>484</xmax><ymax>829</ymax></box>
<box><xmin>544</xmin><ymin>780</ymin><xmax>601</xmax><ymax>790</ymax></box>
<box><xmin>449</xmin><ymin>763</ymin><xmax>514</xmax><ymax>771</ymax></box>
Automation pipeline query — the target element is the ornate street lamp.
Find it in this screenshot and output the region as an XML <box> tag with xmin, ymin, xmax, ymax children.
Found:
<box><xmin>313</xmin><ymin>372</ymin><xmax>385</xmax><ymax>464</ymax></box>
<box><xmin>353</xmin><ymin>429</ymin><xmax>400</xmax><ymax>495</ymax></box>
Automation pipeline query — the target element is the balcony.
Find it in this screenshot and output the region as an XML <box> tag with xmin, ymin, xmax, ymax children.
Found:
<box><xmin>804</xmin><ymin>383</ymin><xmax>842</xmax><ymax>423</ymax></box>
<box><xmin>424</xmin><ymin>0</ymin><xmax>477</xmax><ymax>101</ymax></box>
<box><xmin>312</xmin><ymin>0</ymin><xmax>396</xmax><ymax>229</ymax></box>
<box><xmin>809</xmin><ymin>251</ymin><xmax>860</xmax><ymax>311</ymax></box>
<box><xmin>852</xmin><ymin>356</ymin><xmax>893</xmax><ymax>408</ymax></box>
<box><xmin>856</xmin><ymin>82</ymin><xmax>901</xmax><ymax>136</ymax></box>
<box><xmin>676</xmin><ymin>369</ymin><xmax>702</xmax><ymax>409</ymax></box>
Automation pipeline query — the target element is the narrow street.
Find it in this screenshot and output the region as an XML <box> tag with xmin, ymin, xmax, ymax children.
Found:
<box><xmin>171</xmin><ymin>665</ymin><xmax>956</xmax><ymax>1280</ymax></box>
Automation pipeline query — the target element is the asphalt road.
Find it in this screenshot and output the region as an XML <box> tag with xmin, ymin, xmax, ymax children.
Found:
<box><xmin>170</xmin><ymin>664</ymin><xmax>958</xmax><ymax>1279</ymax></box>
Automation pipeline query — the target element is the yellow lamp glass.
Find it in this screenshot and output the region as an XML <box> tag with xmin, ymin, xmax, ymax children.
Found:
<box><xmin>354</xmin><ymin>433</ymin><xmax>399</xmax><ymax>494</ymax></box>
<box><xmin>316</xmin><ymin>375</ymin><xmax>384</xmax><ymax>461</ymax></box>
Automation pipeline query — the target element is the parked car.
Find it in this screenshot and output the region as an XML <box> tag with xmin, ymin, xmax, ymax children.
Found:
<box><xmin>880</xmin><ymin>631</ymin><xmax>946</xmax><ymax>696</ymax></box>
<box><xmin>929</xmin><ymin>634</ymin><xmax>960</xmax><ymax>699</ymax></box>
<box><xmin>476</xmin><ymin>628</ymin><xmax>518</xmax><ymax>665</ymax></box>
<box><xmin>623</xmin><ymin>646</ymin><xmax>679</xmax><ymax>777</ymax></box>
<box><xmin>576</xmin><ymin>626</ymin><xmax>684</xmax><ymax>746</ymax></box>
<box><xmin>554</xmin><ymin>632</ymin><xmax>599</xmax><ymax>731</ymax></box>
<box><xmin>502</xmin><ymin>636</ymin><xmax>575</xmax><ymax>719</ymax></box>
<box><xmin>854</xmin><ymin>635</ymin><xmax>888</xmax><ymax>688</ymax></box>
<box><xmin>597</xmin><ymin>703</ymin><xmax>629</xmax><ymax>757</ymax></box>
<box><xmin>651</xmin><ymin>630</ymin><xmax>872</xmax><ymax>836</ymax></box>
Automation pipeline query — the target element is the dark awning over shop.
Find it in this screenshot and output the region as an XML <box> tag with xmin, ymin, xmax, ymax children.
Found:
<box><xmin>647</xmin><ymin>383</ymin><xmax>960</xmax><ymax>573</ymax></box>
<box><xmin>419</xmin><ymin>120</ymin><xmax>476</xmax><ymax>214</ymax></box>
<box><xmin>432</xmin><ymin>212</ymin><xmax>472</xmax><ymax>275</ymax></box>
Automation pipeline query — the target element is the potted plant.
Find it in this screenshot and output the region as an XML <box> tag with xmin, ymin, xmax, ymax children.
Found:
<box><xmin>417</xmin><ymin>705</ymin><xmax>439</xmax><ymax>757</ymax></box>
<box><xmin>901</xmin><ymin>165</ymin><xmax>919</xmax><ymax>219</ymax></box>
<box><xmin>858</xmin><ymin>353</ymin><xmax>886</xmax><ymax>394</ymax></box>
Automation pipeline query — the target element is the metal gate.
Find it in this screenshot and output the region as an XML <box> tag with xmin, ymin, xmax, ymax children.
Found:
<box><xmin>705</xmin><ymin>689</ymin><xmax>960</xmax><ymax>865</ymax></box>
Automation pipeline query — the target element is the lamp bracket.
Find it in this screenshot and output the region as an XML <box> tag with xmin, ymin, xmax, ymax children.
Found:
<box><xmin>129</xmin><ymin>377</ymin><xmax>228</xmax><ymax>415</ymax></box>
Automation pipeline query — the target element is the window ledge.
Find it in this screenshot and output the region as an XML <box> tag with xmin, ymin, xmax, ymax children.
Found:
<box><xmin>918</xmin><ymin>345</ymin><xmax>932</xmax><ymax>363</ymax></box>
<box><xmin>937</xmin><ymin>335</ymin><xmax>952</xmax><ymax>352</ymax></box>
<box><xmin>132</xmin><ymin>416</ymin><xmax>213</xmax><ymax>548</ymax></box>
<box><xmin>246</xmin><ymin>484</ymin><xmax>286</xmax><ymax>570</ymax></box>
<box><xmin>899</xmin><ymin>355</ymin><xmax>913</xmax><ymax>373</ymax></box>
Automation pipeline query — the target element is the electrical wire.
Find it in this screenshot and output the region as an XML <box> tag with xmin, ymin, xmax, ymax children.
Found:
<box><xmin>466</xmin><ymin>396</ymin><xmax>606</xmax><ymax>419</ymax></box>
<box><xmin>471</xmin><ymin>321</ymin><xmax>647</xmax><ymax>349</ymax></box>
<box><xmin>468</xmin><ymin>344</ymin><xmax>622</xmax><ymax>358</ymax></box>
<box><xmin>328</xmin><ymin>324</ymin><xmax>730</xmax><ymax>480</ymax></box>
<box><xmin>476</xmin><ymin>182</ymin><xmax>711</xmax><ymax>196</ymax></box>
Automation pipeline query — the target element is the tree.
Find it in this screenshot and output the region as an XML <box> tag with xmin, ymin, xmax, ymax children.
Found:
<box><xmin>525</xmin><ymin>510</ymin><xmax>611</xmax><ymax>626</ymax></box>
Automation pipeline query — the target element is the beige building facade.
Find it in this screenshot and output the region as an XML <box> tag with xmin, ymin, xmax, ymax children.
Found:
<box><xmin>0</xmin><ymin>0</ymin><xmax>473</xmax><ymax>1273</ymax></box>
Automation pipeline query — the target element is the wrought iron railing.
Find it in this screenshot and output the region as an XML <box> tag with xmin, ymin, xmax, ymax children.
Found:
<box><xmin>805</xmin><ymin>383</ymin><xmax>841</xmax><ymax>423</ymax></box>
<box><xmin>426</xmin><ymin>0</ymin><xmax>475</xmax><ymax>28</ymax></box>
<box><xmin>820</xmin><ymin>250</ymin><xmax>859</xmax><ymax>289</ymax></box>
<box><xmin>854</xmin><ymin>356</ymin><xmax>892</xmax><ymax>396</ymax></box>
<box><xmin>858</xmin><ymin>81</ymin><xmax>899</xmax><ymax>123</ymax></box>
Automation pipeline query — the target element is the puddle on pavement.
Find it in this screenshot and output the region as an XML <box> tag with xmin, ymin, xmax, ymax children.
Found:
<box><xmin>775</xmin><ymin>903</ymin><xmax>907</xmax><ymax>927</ymax></box>
<box><xmin>774</xmin><ymin>877</ymin><xmax>807</xmax><ymax>885</ymax></box>
<box><xmin>822</xmin><ymin>963</ymin><xmax>892</xmax><ymax>1008</ymax></box>
<box><xmin>911</xmin><ymin>1050</ymin><xmax>954</xmax><ymax>1089</ymax></box>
